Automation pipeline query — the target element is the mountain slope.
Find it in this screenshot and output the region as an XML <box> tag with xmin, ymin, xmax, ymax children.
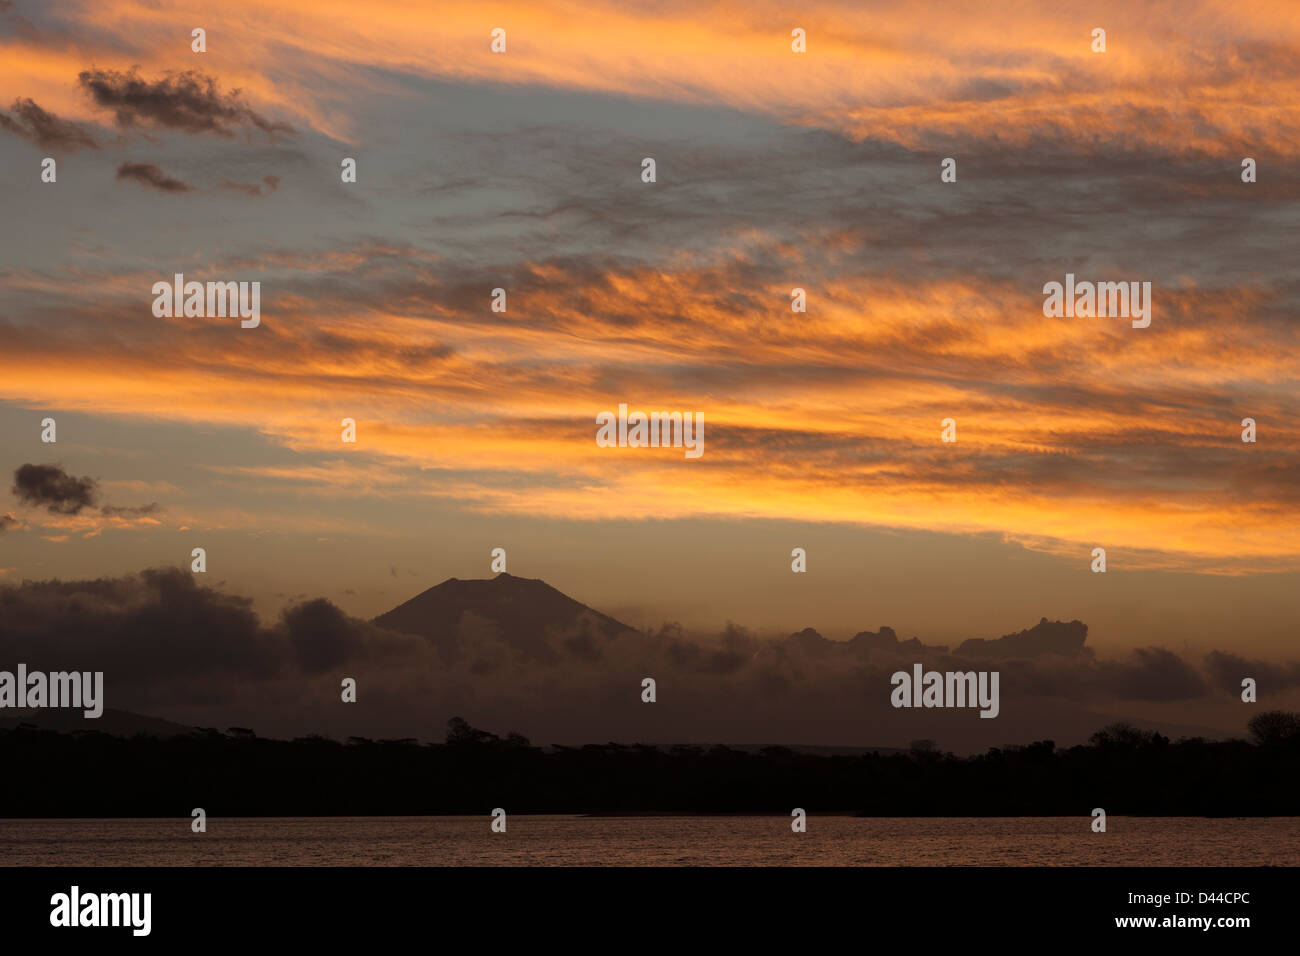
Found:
<box><xmin>0</xmin><ymin>708</ymin><xmax>195</xmax><ymax>738</ymax></box>
<box><xmin>372</xmin><ymin>572</ymin><xmax>639</xmax><ymax>661</ymax></box>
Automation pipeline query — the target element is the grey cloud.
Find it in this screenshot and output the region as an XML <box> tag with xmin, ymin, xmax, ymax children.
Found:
<box><xmin>1205</xmin><ymin>650</ymin><xmax>1300</xmax><ymax>694</ymax></box>
<box><xmin>0</xmin><ymin>97</ymin><xmax>97</xmax><ymax>151</ymax></box>
<box><xmin>12</xmin><ymin>463</ymin><xmax>97</xmax><ymax>514</ymax></box>
<box><xmin>78</xmin><ymin>68</ymin><xmax>296</xmax><ymax>138</ymax></box>
<box><xmin>11</xmin><ymin>464</ymin><xmax>164</xmax><ymax>518</ymax></box>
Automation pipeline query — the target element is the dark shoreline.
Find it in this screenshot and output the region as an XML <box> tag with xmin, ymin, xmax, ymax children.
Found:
<box><xmin>3</xmin><ymin>715</ymin><xmax>1298</xmax><ymax>818</ymax></box>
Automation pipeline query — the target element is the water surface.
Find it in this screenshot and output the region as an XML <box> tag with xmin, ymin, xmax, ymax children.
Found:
<box><xmin>3</xmin><ymin>816</ymin><xmax>1295</xmax><ymax>866</ymax></box>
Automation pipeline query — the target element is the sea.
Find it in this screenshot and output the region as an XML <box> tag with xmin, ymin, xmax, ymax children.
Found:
<box><xmin>2</xmin><ymin>816</ymin><xmax>1295</xmax><ymax>866</ymax></box>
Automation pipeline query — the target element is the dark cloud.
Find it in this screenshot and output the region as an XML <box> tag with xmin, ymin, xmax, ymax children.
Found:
<box><xmin>955</xmin><ymin>618</ymin><xmax>1088</xmax><ymax>658</ymax></box>
<box><xmin>2</xmin><ymin>568</ymin><xmax>1291</xmax><ymax>751</ymax></box>
<box><xmin>78</xmin><ymin>68</ymin><xmax>296</xmax><ymax>137</ymax></box>
<box><xmin>283</xmin><ymin>598</ymin><xmax>419</xmax><ymax>675</ymax></box>
<box><xmin>1205</xmin><ymin>651</ymin><xmax>1300</xmax><ymax>693</ymax></box>
<box><xmin>1097</xmin><ymin>647</ymin><xmax>1209</xmax><ymax>702</ymax></box>
<box><xmin>0</xmin><ymin>569</ymin><xmax>283</xmax><ymax>705</ymax></box>
<box><xmin>0</xmin><ymin>570</ymin><xmax>430</xmax><ymax>719</ymax></box>
<box><xmin>219</xmin><ymin>174</ymin><xmax>279</xmax><ymax>197</ymax></box>
<box><xmin>284</xmin><ymin>598</ymin><xmax>367</xmax><ymax>674</ymax></box>
<box><xmin>115</xmin><ymin>162</ymin><xmax>191</xmax><ymax>193</ymax></box>
<box><xmin>10</xmin><ymin>464</ymin><xmax>162</xmax><ymax>518</ymax></box>
<box><xmin>0</xmin><ymin>98</ymin><xmax>97</xmax><ymax>151</ymax></box>
<box><xmin>0</xmin><ymin>512</ymin><xmax>18</xmax><ymax>532</ymax></box>
<box><xmin>12</xmin><ymin>463</ymin><xmax>98</xmax><ymax>515</ymax></box>
<box><xmin>849</xmin><ymin>626</ymin><xmax>947</xmax><ymax>655</ymax></box>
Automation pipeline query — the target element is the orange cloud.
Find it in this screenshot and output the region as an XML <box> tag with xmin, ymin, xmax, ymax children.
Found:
<box><xmin>1</xmin><ymin>241</ymin><xmax>1295</xmax><ymax>571</ymax></box>
<box><xmin>3</xmin><ymin>2</ymin><xmax>1298</xmax><ymax>572</ymax></box>
<box><xmin>4</xmin><ymin>0</ymin><xmax>1300</xmax><ymax>153</ymax></box>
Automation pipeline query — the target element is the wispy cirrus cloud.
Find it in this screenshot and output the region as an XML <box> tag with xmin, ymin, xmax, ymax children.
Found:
<box><xmin>0</xmin><ymin>234</ymin><xmax>1295</xmax><ymax>571</ymax></box>
<box><xmin>4</xmin><ymin>1</ymin><xmax>1298</xmax><ymax>157</ymax></box>
<box><xmin>1</xmin><ymin>0</ymin><xmax>1297</xmax><ymax>633</ymax></box>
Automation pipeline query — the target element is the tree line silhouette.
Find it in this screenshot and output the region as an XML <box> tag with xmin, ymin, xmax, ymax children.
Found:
<box><xmin>1</xmin><ymin>712</ymin><xmax>1296</xmax><ymax>817</ymax></box>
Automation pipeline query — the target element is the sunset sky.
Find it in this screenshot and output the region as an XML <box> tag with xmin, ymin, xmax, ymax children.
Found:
<box><xmin>2</xmin><ymin>0</ymin><xmax>1298</xmax><ymax>661</ymax></box>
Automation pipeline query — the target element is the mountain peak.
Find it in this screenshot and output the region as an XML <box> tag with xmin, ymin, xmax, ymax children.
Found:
<box><xmin>373</xmin><ymin>574</ymin><xmax>638</xmax><ymax>661</ymax></box>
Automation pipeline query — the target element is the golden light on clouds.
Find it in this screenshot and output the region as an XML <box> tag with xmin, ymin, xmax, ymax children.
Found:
<box><xmin>2</xmin><ymin>0</ymin><xmax>1297</xmax><ymax>579</ymax></box>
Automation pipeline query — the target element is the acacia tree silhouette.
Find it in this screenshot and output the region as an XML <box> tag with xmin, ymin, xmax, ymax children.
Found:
<box><xmin>445</xmin><ymin>716</ymin><xmax>498</xmax><ymax>746</ymax></box>
<box><xmin>1247</xmin><ymin>710</ymin><xmax>1300</xmax><ymax>746</ymax></box>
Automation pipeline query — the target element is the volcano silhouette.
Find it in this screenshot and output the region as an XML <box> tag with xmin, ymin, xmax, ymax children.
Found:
<box><xmin>373</xmin><ymin>572</ymin><xmax>639</xmax><ymax>662</ymax></box>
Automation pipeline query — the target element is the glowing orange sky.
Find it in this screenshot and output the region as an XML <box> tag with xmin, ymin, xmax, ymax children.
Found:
<box><xmin>2</xmin><ymin>0</ymin><xmax>1298</xmax><ymax>588</ymax></box>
